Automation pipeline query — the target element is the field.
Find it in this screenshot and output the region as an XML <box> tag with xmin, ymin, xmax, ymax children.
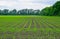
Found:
<box><xmin>0</xmin><ymin>16</ymin><xmax>60</xmax><ymax>39</ymax></box>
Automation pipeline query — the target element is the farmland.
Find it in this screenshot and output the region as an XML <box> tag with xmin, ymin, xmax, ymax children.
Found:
<box><xmin>0</xmin><ymin>16</ymin><xmax>60</xmax><ymax>39</ymax></box>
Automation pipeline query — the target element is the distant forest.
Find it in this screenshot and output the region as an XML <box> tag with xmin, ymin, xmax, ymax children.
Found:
<box><xmin>0</xmin><ymin>1</ymin><xmax>60</xmax><ymax>16</ymax></box>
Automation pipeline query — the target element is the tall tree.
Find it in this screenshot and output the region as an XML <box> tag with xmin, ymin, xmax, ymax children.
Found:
<box><xmin>53</xmin><ymin>1</ymin><xmax>60</xmax><ymax>16</ymax></box>
<box><xmin>2</xmin><ymin>9</ymin><xmax>9</xmax><ymax>15</ymax></box>
<box><xmin>0</xmin><ymin>10</ymin><xmax>2</xmax><ymax>15</ymax></box>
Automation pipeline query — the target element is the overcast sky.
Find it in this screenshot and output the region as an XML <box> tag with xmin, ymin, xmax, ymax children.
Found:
<box><xmin>0</xmin><ymin>0</ymin><xmax>59</xmax><ymax>10</ymax></box>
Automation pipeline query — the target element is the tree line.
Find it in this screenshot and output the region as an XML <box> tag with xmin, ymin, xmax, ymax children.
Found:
<box><xmin>0</xmin><ymin>1</ymin><xmax>60</xmax><ymax>16</ymax></box>
<box><xmin>0</xmin><ymin>9</ymin><xmax>40</xmax><ymax>15</ymax></box>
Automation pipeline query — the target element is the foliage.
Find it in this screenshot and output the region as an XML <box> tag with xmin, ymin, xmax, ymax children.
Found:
<box><xmin>40</xmin><ymin>1</ymin><xmax>60</xmax><ymax>16</ymax></box>
<box><xmin>0</xmin><ymin>9</ymin><xmax>40</xmax><ymax>15</ymax></box>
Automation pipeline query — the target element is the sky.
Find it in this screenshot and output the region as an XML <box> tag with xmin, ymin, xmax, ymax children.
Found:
<box><xmin>0</xmin><ymin>0</ymin><xmax>59</xmax><ymax>10</ymax></box>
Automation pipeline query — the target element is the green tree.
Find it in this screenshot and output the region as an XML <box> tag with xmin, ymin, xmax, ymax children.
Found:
<box><xmin>2</xmin><ymin>9</ymin><xmax>9</xmax><ymax>15</ymax></box>
<box><xmin>0</xmin><ymin>10</ymin><xmax>2</xmax><ymax>15</ymax></box>
<box><xmin>53</xmin><ymin>1</ymin><xmax>60</xmax><ymax>16</ymax></box>
<box><xmin>9</xmin><ymin>9</ymin><xmax>17</xmax><ymax>15</ymax></box>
